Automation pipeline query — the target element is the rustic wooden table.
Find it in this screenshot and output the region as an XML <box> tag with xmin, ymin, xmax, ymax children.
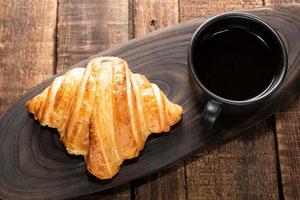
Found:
<box><xmin>1</xmin><ymin>0</ymin><xmax>299</xmax><ymax>199</ymax></box>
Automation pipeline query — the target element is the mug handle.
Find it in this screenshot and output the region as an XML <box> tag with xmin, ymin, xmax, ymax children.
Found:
<box><xmin>200</xmin><ymin>100</ymin><xmax>222</xmax><ymax>130</ymax></box>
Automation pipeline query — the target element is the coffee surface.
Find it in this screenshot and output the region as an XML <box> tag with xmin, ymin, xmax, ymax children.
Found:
<box><xmin>194</xmin><ymin>28</ymin><xmax>276</xmax><ymax>101</ymax></box>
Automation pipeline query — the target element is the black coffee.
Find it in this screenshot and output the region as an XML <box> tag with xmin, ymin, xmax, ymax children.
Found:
<box><xmin>194</xmin><ymin>28</ymin><xmax>278</xmax><ymax>101</ymax></box>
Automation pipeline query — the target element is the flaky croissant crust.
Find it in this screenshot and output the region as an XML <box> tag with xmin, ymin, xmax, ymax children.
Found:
<box><xmin>27</xmin><ymin>57</ymin><xmax>183</xmax><ymax>179</ymax></box>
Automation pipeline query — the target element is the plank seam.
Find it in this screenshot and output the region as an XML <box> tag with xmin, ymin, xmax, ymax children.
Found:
<box><xmin>130</xmin><ymin>181</ymin><xmax>136</xmax><ymax>200</ymax></box>
<box><xmin>272</xmin><ymin>115</ymin><xmax>285</xmax><ymax>200</ymax></box>
<box><xmin>53</xmin><ymin>0</ymin><xmax>59</xmax><ymax>75</ymax></box>
<box><xmin>178</xmin><ymin>0</ymin><xmax>181</xmax><ymax>23</ymax></box>
<box><xmin>129</xmin><ymin>0</ymin><xmax>136</xmax><ymax>39</ymax></box>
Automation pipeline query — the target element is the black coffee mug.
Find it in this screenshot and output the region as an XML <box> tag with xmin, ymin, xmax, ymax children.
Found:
<box><xmin>188</xmin><ymin>12</ymin><xmax>287</xmax><ymax>129</ymax></box>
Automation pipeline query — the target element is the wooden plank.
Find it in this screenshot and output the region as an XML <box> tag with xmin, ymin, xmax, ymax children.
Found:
<box><xmin>185</xmin><ymin>121</ymin><xmax>279</xmax><ymax>199</ymax></box>
<box><xmin>179</xmin><ymin>1</ymin><xmax>281</xmax><ymax>199</ymax></box>
<box><xmin>56</xmin><ymin>0</ymin><xmax>132</xmax><ymax>199</ymax></box>
<box><xmin>134</xmin><ymin>166</ymin><xmax>186</xmax><ymax>200</ymax></box>
<box><xmin>265</xmin><ymin>0</ymin><xmax>300</xmax><ymax>5</ymax></box>
<box><xmin>0</xmin><ymin>0</ymin><xmax>57</xmax><ymax>114</ymax></box>
<box><xmin>133</xmin><ymin>0</ymin><xmax>179</xmax><ymax>37</ymax></box>
<box><xmin>56</xmin><ymin>0</ymin><xmax>130</xmax><ymax>72</ymax></box>
<box><xmin>179</xmin><ymin>0</ymin><xmax>263</xmax><ymax>21</ymax></box>
<box><xmin>275</xmin><ymin>98</ymin><xmax>300</xmax><ymax>199</ymax></box>
<box><xmin>133</xmin><ymin>1</ymin><xmax>186</xmax><ymax>199</ymax></box>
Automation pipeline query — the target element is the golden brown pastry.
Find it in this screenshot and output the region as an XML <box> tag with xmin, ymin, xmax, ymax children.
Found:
<box><xmin>27</xmin><ymin>57</ymin><xmax>183</xmax><ymax>179</ymax></box>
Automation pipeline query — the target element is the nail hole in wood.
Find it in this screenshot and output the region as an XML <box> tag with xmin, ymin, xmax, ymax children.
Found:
<box><xmin>150</xmin><ymin>19</ymin><xmax>157</xmax><ymax>27</ymax></box>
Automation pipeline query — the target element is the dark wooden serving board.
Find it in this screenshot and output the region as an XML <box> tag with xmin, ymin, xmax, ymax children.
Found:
<box><xmin>0</xmin><ymin>5</ymin><xmax>300</xmax><ymax>200</ymax></box>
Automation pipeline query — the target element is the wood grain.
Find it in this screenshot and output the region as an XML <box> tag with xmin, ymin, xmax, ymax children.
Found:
<box><xmin>179</xmin><ymin>1</ymin><xmax>281</xmax><ymax>199</ymax></box>
<box><xmin>134</xmin><ymin>165</ymin><xmax>186</xmax><ymax>200</ymax></box>
<box><xmin>133</xmin><ymin>0</ymin><xmax>179</xmax><ymax>37</ymax></box>
<box><xmin>132</xmin><ymin>1</ymin><xmax>186</xmax><ymax>199</ymax></box>
<box><xmin>56</xmin><ymin>0</ymin><xmax>130</xmax><ymax>72</ymax></box>
<box><xmin>0</xmin><ymin>5</ymin><xmax>300</xmax><ymax>200</ymax></box>
<box><xmin>179</xmin><ymin>0</ymin><xmax>263</xmax><ymax>22</ymax></box>
<box><xmin>56</xmin><ymin>0</ymin><xmax>132</xmax><ymax>199</ymax></box>
<box><xmin>275</xmin><ymin>97</ymin><xmax>300</xmax><ymax>199</ymax></box>
<box><xmin>185</xmin><ymin>121</ymin><xmax>279</xmax><ymax>199</ymax></box>
<box><xmin>265</xmin><ymin>0</ymin><xmax>300</xmax><ymax>5</ymax></box>
<box><xmin>0</xmin><ymin>0</ymin><xmax>57</xmax><ymax>114</ymax></box>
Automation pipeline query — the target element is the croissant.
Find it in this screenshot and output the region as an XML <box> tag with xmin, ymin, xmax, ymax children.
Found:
<box><xmin>27</xmin><ymin>57</ymin><xmax>183</xmax><ymax>179</ymax></box>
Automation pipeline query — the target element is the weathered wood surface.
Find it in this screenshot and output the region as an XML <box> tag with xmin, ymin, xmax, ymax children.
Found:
<box><xmin>0</xmin><ymin>5</ymin><xmax>300</xmax><ymax>199</ymax></box>
<box><xmin>265</xmin><ymin>0</ymin><xmax>300</xmax><ymax>5</ymax></box>
<box><xmin>56</xmin><ymin>0</ymin><xmax>131</xmax><ymax>73</ymax></box>
<box><xmin>134</xmin><ymin>0</ymin><xmax>179</xmax><ymax>37</ymax></box>
<box><xmin>185</xmin><ymin>120</ymin><xmax>279</xmax><ymax>199</ymax></box>
<box><xmin>179</xmin><ymin>0</ymin><xmax>263</xmax><ymax>21</ymax></box>
<box><xmin>0</xmin><ymin>0</ymin><xmax>57</xmax><ymax>114</ymax></box>
<box><xmin>276</xmin><ymin>98</ymin><xmax>300</xmax><ymax>199</ymax></box>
